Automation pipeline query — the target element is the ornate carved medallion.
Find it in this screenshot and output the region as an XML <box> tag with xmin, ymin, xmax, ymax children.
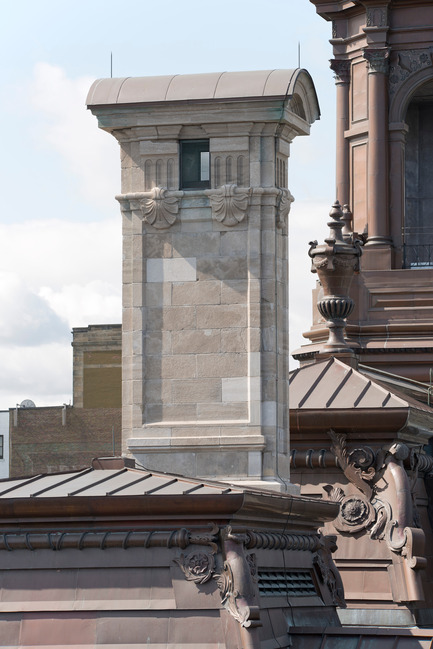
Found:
<box><xmin>174</xmin><ymin>550</ymin><xmax>215</xmax><ymax>584</ymax></box>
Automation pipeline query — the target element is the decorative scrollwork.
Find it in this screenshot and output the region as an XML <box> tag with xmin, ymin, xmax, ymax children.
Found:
<box><xmin>140</xmin><ymin>187</ymin><xmax>180</xmax><ymax>229</ymax></box>
<box><xmin>349</xmin><ymin>447</ymin><xmax>375</xmax><ymax>470</ymax></box>
<box><xmin>215</xmin><ymin>561</ymin><xmax>259</xmax><ymax>627</ymax></box>
<box><xmin>328</xmin><ymin>430</ymin><xmax>375</xmax><ymax>500</ymax></box>
<box><xmin>207</xmin><ymin>184</ymin><xmax>250</xmax><ymax>226</ymax></box>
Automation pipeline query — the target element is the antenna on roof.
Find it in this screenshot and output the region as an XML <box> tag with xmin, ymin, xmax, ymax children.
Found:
<box><xmin>298</xmin><ymin>42</ymin><xmax>301</xmax><ymax>68</ymax></box>
<box><xmin>110</xmin><ymin>52</ymin><xmax>113</xmax><ymax>78</ymax></box>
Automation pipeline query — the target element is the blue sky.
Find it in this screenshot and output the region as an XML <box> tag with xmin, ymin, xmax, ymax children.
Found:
<box><xmin>0</xmin><ymin>0</ymin><xmax>335</xmax><ymax>407</ymax></box>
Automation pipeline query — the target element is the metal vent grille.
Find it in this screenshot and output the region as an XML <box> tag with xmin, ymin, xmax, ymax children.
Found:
<box><xmin>258</xmin><ymin>570</ymin><xmax>317</xmax><ymax>597</ymax></box>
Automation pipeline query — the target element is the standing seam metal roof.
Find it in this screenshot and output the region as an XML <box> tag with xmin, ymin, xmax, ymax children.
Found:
<box><xmin>0</xmin><ymin>464</ymin><xmax>243</xmax><ymax>499</ymax></box>
<box><xmin>289</xmin><ymin>357</ymin><xmax>433</xmax><ymax>411</ymax></box>
<box><xmin>87</xmin><ymin>69</ymin><xmax>310</xmax><ymax>106</ymax></box>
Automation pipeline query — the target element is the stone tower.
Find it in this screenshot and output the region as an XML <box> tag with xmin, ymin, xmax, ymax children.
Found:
<box><xmin>87</xmin><ymin>69</ymin><xmax>319</xmax><ymax>488</ymax></box>
<box><xmin>299</xmin><ymin>1</ymin><xmax>433</xmax><ymax>381</ymax></box>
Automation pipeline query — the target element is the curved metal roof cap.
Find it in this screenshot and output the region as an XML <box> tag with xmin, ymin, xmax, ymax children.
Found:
<box><xmin>87</xmin><ymin>69</ymin><xmax>320</xmax><ymax>124</ymax></box>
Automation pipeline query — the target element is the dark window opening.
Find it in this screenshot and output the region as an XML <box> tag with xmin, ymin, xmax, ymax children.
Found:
<box><xmin>0</xmin><ymin>435</ymin><xmax>4</xmax><ymax>460</ymax></box>
<box><xmin>403</xmin><ymin>81</ymin><xmax>433</xmax><ymax>267</ymax></box>
<box><xmin>180</xmin><ymin>140</ymin><xmax>210</xmax><ymax>189</ymax></box>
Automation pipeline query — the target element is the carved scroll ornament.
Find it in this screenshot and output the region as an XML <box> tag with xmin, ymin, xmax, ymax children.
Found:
<box><xmin>140</xmin><ymin>186</ymin><xmax>180</xmax><ymax>229</ymax></box>
<box><xmin>215</xmin><ymin>526</ymin><xmax>261</xmax><ymax>629</ymax></box>
<box><xmin>207</xmin><ymin>184</ymin><xmax>250</xmax><ymax>226</ymax></box>
<box><xmin>325</xmin><ymin>432</ymin><xmax>427</xmax><ymax>602</ymax></box>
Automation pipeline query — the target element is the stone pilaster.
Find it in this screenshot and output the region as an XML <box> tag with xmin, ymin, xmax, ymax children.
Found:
<box><xmin>330</xmin><ymin>59</ymin><xmax>351</xmax><ymax>208</ymax></box>
<box><xmin>363</xmin><ymin>47</ymin><xmax>392</xmax><ymax>249</ymax></box>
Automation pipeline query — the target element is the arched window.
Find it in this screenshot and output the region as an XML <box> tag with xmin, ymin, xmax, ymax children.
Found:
<box><xmin>403</xmin><ymin>79</ymin><xmax>433</xmax><ymax>267</ymax></box>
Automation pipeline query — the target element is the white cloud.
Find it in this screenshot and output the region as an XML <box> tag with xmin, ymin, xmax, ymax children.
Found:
<box><xmin>0</xmin><ymin>64</ymin><xmax>123</xmax><ymax>408</ymax></box>
<box><xmin>40</xmin><ymin>280</ymin><xmax>121</xmax><ymax>329</ymax></box>
<box><xmin>289</xmin><ymin>199</ymin><xmax>330</xmax><ymax>367</ymax></box>
<box><xmin>0</xmin><ymin>218</ymin><xmax>121</xmax><ymax>293</ymax></box>
<box><xmin>29</xmin><ymin>62</ymin><xmax>120</xmax><ymax>211</ymax></box>
<box><xmin>0</xmin><ymin>343</ymin><xmax>72</xmax><ymax>408</ymax></box>
<box><xmin>0</xmin><ymin>272</ymin><xmax>69</xmax><ymax>346</ymax></box>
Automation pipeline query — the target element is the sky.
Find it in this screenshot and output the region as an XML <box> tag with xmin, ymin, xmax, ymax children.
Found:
<box><xmin>0</xmin><ymin>0</ymin><xmax>335</xmax><ymax>409</ymax></box>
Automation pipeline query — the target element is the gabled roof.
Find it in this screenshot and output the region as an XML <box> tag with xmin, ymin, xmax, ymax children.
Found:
<box><xmin>290</xmin><ymin>357</ymin><xmax>407</xmax><ymax>410</ymax></box>
<box><xmin>289</xmin><ymin>357</ymin><xmax>433</xmax><ymax>438</ymax></box>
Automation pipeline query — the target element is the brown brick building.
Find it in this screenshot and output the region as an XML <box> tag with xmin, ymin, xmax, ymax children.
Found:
<box><xmin>9</xmin><ymin>325</ymin><xmax>121</xmax><ymax>477</ymax></box>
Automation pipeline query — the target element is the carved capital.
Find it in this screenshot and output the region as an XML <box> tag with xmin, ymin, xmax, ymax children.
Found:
<box><xmin>207</xmin><ymin>184</ymin><xmax>250</xmax><ymax>226</ymax></box>
<box><xmin>140</xmin><ymin>187</ymin><xmax>180</xmax><ymax>229</ymax></box>
<box><xmin>330</xmin><ymin>59</ymin><xmax>351</xmax><ymax>84</ymax></box>
<box><xmin>363</xmin><ymin>48</ymin><xmax>390</xmax><ymax>75</ymax></box>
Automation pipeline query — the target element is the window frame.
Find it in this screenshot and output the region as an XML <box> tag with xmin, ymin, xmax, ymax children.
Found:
<box><xmin>180</xmin><ymin>139</ymin><xmax>210</xmax><ymax>190</ymax></box>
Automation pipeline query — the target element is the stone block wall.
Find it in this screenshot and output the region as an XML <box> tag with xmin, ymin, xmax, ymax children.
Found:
<box><xmin>88</xmin><ymin>69</ymin><xmax>320</xmax><ymax>488</ymax></box>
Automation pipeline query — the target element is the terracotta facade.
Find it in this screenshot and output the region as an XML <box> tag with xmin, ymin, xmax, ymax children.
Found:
<box><xmin>300</xmin><ymin>0</ymin><xmax>433</xmax><ymax>381</ymax></box>
<box><xmin>0</xmin><ymin>458</ymin><xmax>345</xmax><ymax>649</ymax></box>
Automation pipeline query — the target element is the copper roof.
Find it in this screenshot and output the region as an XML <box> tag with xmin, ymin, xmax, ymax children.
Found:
<box><xmin>289</xmin><ymin>357</ymin><xmax>433</xmax><ymax>437</ymax></box>
<box><xmin>290</xmin><ymin>357</ymin><xmax>433</xmax><ymax>413</ymax></box>
<box><xmin>0</xmin><ymin>458</ymin><xmax>243</xmax><ymax>499</ymax></box>
<box><xmin>86</xmin><ymin>68</ymin><xmax>319</xmax><ymax>117</ymax></box>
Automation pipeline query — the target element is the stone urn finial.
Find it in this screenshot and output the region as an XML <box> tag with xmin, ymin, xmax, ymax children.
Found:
<box><xmin>308</xmin><ymin>201</ymin><xmax>362</xmax><ymax>352</ymax></box>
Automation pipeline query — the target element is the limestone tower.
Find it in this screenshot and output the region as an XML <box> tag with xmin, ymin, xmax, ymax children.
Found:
<box><xmin>87</xmin><ymin>69</ymin><xmax>319</xmax><ymax>488</ymax></box>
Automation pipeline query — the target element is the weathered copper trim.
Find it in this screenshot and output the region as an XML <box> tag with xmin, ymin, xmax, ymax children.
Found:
<box><xmin>0</xmin><ymin>492</ymin><xmax>339</xmax><ymax>528</ymax></box>
<box><xmin>290</xmin><ymin>408</ymin><xmax>408</xmax><ymax>434</ymax></box>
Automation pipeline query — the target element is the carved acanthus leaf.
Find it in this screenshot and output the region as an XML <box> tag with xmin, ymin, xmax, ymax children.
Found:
<box><xmin>215</xmin><ymin>561</ymin><xmax>251</xmax><ymax>627</ymax></box>
<box><xmin>328</xmin><ymin>430</ymin><xmax>374</xmax><ymax>500</ymax></box>
<box><xmin>215</xmin><ymin>525</ymin><xmax>261</xmax><ymax>629</ymax></box>
<box><xmin>140</xmin><ymin>187</ymin><xmax>179</xmax><ymax>229</ymax></box>
<box><xmin>208</xmin><ymin>184</ymin><xmax>250</xmax><ymax>226</ymax></box>
<box><xmin>323</xmin><ymin>484</ymin><xmax>346</xmax><ymax>503</ymax></box>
